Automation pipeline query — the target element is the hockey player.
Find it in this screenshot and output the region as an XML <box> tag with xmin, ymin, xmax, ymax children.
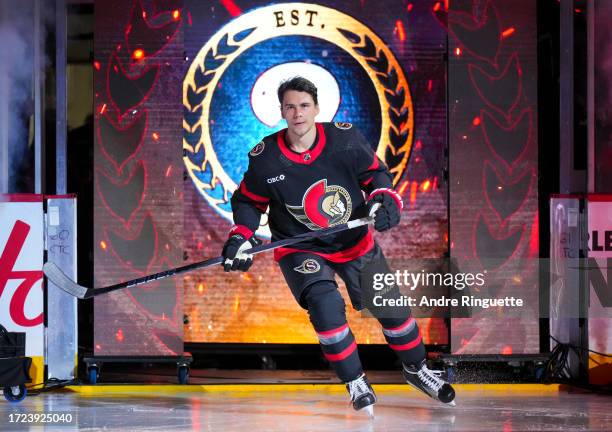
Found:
<box><xmin>221</xmin><ymin>76</ymin><xmax>456</xmax><ymax>415</ymax></box>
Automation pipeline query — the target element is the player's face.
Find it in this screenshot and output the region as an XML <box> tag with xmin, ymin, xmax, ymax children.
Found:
<box><xmin>280</xmin><ymin>90</ymin><xmax>320</xmax><ymax>138</ymax></box>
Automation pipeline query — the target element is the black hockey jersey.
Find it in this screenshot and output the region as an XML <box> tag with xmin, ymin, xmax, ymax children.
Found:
<box><xmin>230</xmin><ymin>122</ymin><xmax>400</xmax><ymax>262</ymax></box>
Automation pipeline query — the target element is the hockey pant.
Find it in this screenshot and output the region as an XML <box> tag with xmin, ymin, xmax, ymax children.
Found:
<box><xmin>279</xmin><ymin>244</ymin><xmax>425</xmax><ymax>382</ymax></box>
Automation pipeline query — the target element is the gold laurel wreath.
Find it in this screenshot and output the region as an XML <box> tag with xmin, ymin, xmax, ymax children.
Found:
<box><xmin>183</xmin><ymin>26</ymin><xmax>410</xmax><ymax>215</ymax></box>
<box><xmin>183</xmin><ymin>29</ymin><xmax>255</xmax><ymax>212</ymax></box>
<box><xmin>338</xmin><ymin>29</ymin><xmax>411</xmax><ymax>184</ymax></box>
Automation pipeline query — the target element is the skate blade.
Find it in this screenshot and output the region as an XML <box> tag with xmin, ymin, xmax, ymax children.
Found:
<box><xmin>362</xmin><ymin>404</ymin><xmax>374</xmax><ymax>418</ymax></box>
<box><xmin>445</xmin><ymin>399</ymin><xmax>456</xmax><ymax>407</ymax></box>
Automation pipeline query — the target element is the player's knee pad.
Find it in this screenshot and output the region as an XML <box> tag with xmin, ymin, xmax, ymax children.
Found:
<box><xmin>302</xmin><ymin>281</ymin><xmax>346</xmax><ymax>331</ymax></box>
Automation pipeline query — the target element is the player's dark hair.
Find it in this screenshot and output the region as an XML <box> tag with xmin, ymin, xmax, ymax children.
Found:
<box><xmin>277</xmin><ymin>76</ymin><xmax>318</xmax><ymax>105</ymax></box>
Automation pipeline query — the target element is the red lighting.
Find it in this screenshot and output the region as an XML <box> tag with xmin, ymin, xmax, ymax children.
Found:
<box><xmin>427</xmin><ymin>79</ymin><xmax>432</xmax><ymax>92</ymax></box>
<box><xmin>172</xmin><ymin>10</ymin><xmax>180</xmax><ymax>20</ymax></box>
<box><xmin>501</xmin><ymin>345</ymin><xmax>513</xmax><ymax>355</ymax></box>
<box><xmin>395</xmin><ymin>20</ymin><xmax>406</xmax><ymax>42</ymax></box>
<box><xmin>455</xmin><ymin>47</ymin><xmax>462</xmax><ymax>56</ymax></box>
<box><xmin>472</xmin><ymin>116</ymin><xmax>481</xmax><ymax>126</ymax></box>
<box><xmin>433</xmin><ymin>2</ymin><xmax>441</xmax><ymax>12</ymax></box>
<box><xmin>398</xmin><ymin>180</ymin><xmax>409</xmax><ymax>195</ymax></box>
<box><xmin>415</xmin><ymin>140</ymin><xmax>422</xmax><ymax>150</ymax></box>
<box><xmin>420</xmin><ymin>179</ymin><xmax>431</xmax><ymax>192</ymax></box>
<box><xmin>165</xmin><ymin>165</ymin><xmax>173</xmax><ymax>178</ymax></box>
<box><xmin>501</xmin><ymin>27</ymin><xmax>515</xmax><ymax>38</ymax></box>
<box><xmin>152</xmin><ymin>132</ymin><xmax>159</xmax><ymax>141</ymax></box>
<box><xmin>115</xmin><ymin>329</ymin><xmax>124</xmax><ymax>342</ymax></box>
<box><xmin>133</xmin><ymin>49</ymin><xmax>145</xmax><ymax>60</ymax></box>
<box><xmin>220</xmin><ymin>0</ymin><xmax>242</xmax><ymax>17</ymax></box>
<box><xmin>410</xmin><ymin>181</ymin><xmax>418</xmax><ymax>207</ymax></box>
<box><xmin>198</xmin><ymin>283</ymin><xmax>205</xmax><ymax>293</ymax></box>
<box><xmin>407</xmin><ymin>3</ymin><xmax>413</xmax><ymax>12</ymax></box>
<box><xmin>100</xmin><ymin>240</ymin><xmax>107</xmax><ymax>250</ymax></box>
<box><xmin>99</xmin><ymin>103</ymin><xmax>107</xmax><ymax>114</ymax></box>
<box><xmin>93</xmin><ymin>61</ymin><xmax>100</xmax><ymax>71</ymax></box>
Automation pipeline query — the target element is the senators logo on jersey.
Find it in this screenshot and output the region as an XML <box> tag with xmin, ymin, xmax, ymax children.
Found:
<box><xmin>286</xmin><ymin>179</ymin><xmax>352</xmax><ymax>230</ymax></box>
<box><xmin>293</xmin><ymin>258</ymin><xmax>321</xmax><ymax>274</ymax></box>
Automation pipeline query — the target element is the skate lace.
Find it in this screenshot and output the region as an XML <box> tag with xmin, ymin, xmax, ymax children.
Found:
<box><xmin>348</xmin><ymin>375</ymin><xmax>369</xmax><ymax>402</ymax></box>
<box><xmin>417</xmin><ymin>366</ymin><xmax>445</xmax><ymax>392</ymax></box>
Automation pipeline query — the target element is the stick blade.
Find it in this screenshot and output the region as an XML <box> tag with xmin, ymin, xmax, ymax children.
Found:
<box><xmin>43</xmin><ymin>262</ymin><xmax>89</xmax><ymax>299</ymax></box>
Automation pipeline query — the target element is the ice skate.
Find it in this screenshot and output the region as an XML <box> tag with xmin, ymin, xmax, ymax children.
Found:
<box><xmin>402</xmin><ymin>360</ymin><xmax>456</xmax><ymax>406</ymax></box>
<box><xmin>346</xmin><ymin>373</ymin><xmax>377</xmax><ymax>417</ymax></box>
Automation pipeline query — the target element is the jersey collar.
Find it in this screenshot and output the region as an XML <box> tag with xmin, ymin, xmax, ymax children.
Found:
<box><xmin>277</xmin><ymin>123</ymin><xmax>326</xmax><ymax>165</ymax></box>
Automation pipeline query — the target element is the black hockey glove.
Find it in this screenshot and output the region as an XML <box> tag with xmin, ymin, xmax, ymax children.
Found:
<box><xmin>221</xmin><ymin>234</ymin><xmax>262</xmax><ymax>272</ymax></box>
<box><xmin>366</xmin><ymin>189</ymin><xmax>403</xmax><ymax>232</ymax></box>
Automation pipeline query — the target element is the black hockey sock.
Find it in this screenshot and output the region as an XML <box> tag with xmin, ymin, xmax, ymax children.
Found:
<box><xmin>380</xmin><ymin>316</ymin><xmax>426</xmax><ymax>365</ymax></box>
<box><xmin>316</xmin><ymin>323</ymin><xmax>363</xmax><ymax>382</ymax></box>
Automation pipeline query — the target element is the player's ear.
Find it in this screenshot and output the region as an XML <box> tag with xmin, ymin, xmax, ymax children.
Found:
<box><xmin>315</xmin><ymin>103</ymin><xmax>320</xmax><ymax>117</ymax></box>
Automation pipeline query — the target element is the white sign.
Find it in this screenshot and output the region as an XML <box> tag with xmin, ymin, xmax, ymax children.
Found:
<box><xmin>0</xmin><ymin>198</ymin><xmax>44</xmax><ymax>358</ymax></box>
<box><xmin>587</xmin><ymin>197</ymin><xmax>612</xmax><ymax>356</ymax></box>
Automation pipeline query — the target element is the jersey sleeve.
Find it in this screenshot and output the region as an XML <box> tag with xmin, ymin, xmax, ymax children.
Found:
<box><xmin>353</xmin><ymin>127</ymin><xmax>404</xmax><ymax>209</ymax></box>
<box><xmin>229</xmin><ymin>156</ymin><xmax>270</xmax><ymax>238</ymax></box>
<box><xmin>353</xmin><ymin>127</ymin><xmax>394</xmax><ymax>194</ymax></box>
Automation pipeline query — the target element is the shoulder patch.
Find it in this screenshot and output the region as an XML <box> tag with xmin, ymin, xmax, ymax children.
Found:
<box><xmin>249</xmin><ymin>141</ymin><xmax>265</xmax><ymax>156</ymax></box>
<box><xmin>334</xmin><ymin>122</ymin><xmax>352</xmax><ymax>130</ymax></box>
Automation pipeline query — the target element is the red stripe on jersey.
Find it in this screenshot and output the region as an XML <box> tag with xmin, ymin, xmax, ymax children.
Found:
<box><xmin>359</xmin><ymin>155</ymin><xmax>380</xmax><ymax>187</ymax></box>
<box><xmin>254</xmin><ymin>202</ymin><xmax>268</xmax><ymax>212</ymax></box>
<box><xmin>317</xmin><ymin>323</ymin><xmax>348</xmax><ymax>337</ymax></box>
<box><xmin>360</xmin><ymin>177</ymin><xmax>373</xmax><ymax>187</ymax></box>
<box><xmin>277</xmin><ymin>123</ymin><xmax>327</xmax><ymax>165</ymax></box>
<box><xmin>239</xmin><ymin>181</ymin><xmax>269</xmax><ymax>203</ymax></box>
<box><xmin>367</xmin><ymin>153</ymin><xmax>380</xmax><ymax>171</ymax></box>
<box><xmin>274</xmin><ymin>231</ymin><xmax>374</xmax><ymax>263</ymax></box>
<box><xmin>323</xmin><ymin>341</ymin><xmax>357</xmax><ymax>362</ymax></box>
<box><xmin>388</xmin><ymin>332</ymin><xmax>423</xmax><ymax>351</ymax></box>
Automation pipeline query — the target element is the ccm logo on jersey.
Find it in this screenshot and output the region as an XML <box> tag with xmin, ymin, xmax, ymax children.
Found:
<box><xmin>294</xmin><ymin>258</ymin><xmax>321</xmax><ymax>274</ymax></box>
<box><xmin>267</xmin><ymin>174</ymin><xmax>286</xmax><ymax>184</ymax></box>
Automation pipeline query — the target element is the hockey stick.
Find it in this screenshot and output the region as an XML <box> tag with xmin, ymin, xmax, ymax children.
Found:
<box><xmin>43</xmin><ymin>214</ymin><xmax>376</xmax><ymax>299</ymax></box>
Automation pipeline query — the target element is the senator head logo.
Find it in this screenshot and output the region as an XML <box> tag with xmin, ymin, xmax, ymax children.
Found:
<box><xmin>286</xmin><ymin>179</ymin><xmax>352</xmax><ymax>230</ymax></box>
